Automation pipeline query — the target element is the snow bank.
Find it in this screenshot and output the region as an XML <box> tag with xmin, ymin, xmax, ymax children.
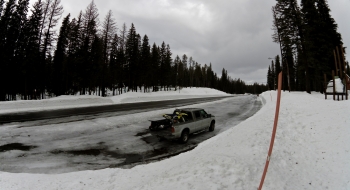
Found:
<box><xmin>110</xmin><ymin>87</ymin><xmax>229</xmax><ymax>103</ymax></box>
<box><xmin>1</xmin><ymin>91</ymin><xmax>349</xmax><ymax>189</ymax></box>
<box><xmin>0</xmin><ymin>95</ymin><xmax>113</xmax><ymax>114</ymax></box>
<box><xmin>0</xmin><ymin>87</ymin><xmax>229</xmax><ymax>114</ymax></box>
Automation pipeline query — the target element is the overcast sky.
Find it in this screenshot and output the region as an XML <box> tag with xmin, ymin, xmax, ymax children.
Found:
<box><xmin>29</xmin><ymin>0</ymin><xmax>350</xmax><ymax>84</ymax></box>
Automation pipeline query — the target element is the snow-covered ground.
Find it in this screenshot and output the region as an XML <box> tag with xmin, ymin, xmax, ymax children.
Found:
<box><xmin>1</xmin><ymin>90</ymin><xmax>350</xmax><ymax>189</ymax></box>
<box><xmin>0</xmin><ymin>95</ymin><xmax>260</xmax><ymax>174</ymax></box>
<box><xmin>0</xmin><ymin>87</ymin><xmax>229</xmax><ymax>114</ymax></box>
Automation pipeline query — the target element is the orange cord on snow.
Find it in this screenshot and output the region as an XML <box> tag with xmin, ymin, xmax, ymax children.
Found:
<box><xmin>258</xmin><ymin>72</ymin><xmax>282</xmax><ymax>190</ymax></box>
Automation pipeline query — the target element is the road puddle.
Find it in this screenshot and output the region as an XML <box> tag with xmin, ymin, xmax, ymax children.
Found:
<box><xmin>0</xmin><ymin>143</ymin><xmax>36</xmax><ymax>152</ymax></box>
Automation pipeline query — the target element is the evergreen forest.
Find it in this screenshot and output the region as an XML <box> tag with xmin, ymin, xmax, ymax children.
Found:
<box><xmin>0</xmin><ymin>0</ymin><xmax>267</xmax><ymax>101</ymax></box>
<box><xmin>266</xmin><ymin>0</ymin><xmax>349</xmax><ymax>92</ymax></box>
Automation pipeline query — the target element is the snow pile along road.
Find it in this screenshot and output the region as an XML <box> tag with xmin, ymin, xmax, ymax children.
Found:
<box><xmin>0</xmin><ymin>91</ymin><xmax>349</xmax><ymax>189</ymax></box>
<box><xmin>0</xmin><ymin>87</ymin><xmax>229</xmax><ymax>114</ymax></box>
<box><xmin>109</xmin><ymin>87</ymin><xmax>229</xmax><ymax>103</ymax></box>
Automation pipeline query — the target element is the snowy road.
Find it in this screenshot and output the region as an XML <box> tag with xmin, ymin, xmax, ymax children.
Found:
<box><xmin>0</xmin><ymin>96</ymin><xmax>229</xmax><ymax>123</ymax></box>
<box><xmin>0</xmin><ymin>95</ymin><xmax>261</xmax><ymax>174</ymax></box>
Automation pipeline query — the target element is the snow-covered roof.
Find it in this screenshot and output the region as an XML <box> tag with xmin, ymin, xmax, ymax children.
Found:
<box><xmin>326</xmin><ymin>78</ymin><xmax>345</xmax><ymax>93</ymax></box>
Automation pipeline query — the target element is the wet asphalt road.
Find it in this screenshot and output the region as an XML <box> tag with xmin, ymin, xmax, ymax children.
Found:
<box><xmin>0</xmin><ymin>96</ymin><xmax>230</xmax><ymax>124</ymax></box>
<box><xmin>0</xmin><ymin>95</ymin><xmax>262</xmax><ymax>174</ymax></box>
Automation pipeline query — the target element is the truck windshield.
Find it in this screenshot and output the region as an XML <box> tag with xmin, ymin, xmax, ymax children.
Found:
<box><xmin>200</xmin><ymin>110</ymin><xmax>207</xmax><ymax>118</ymax></box>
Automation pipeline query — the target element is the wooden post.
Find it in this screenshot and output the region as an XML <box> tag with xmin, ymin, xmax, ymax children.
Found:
<box><xmin>258</xmin><ymin>72</ymin><xmax>283</xmax><ymax>190</ymax></box>
<box><xmin>345</xmin><ymin>77</ymin><xmax>348</xmax><ymax>100</ymax></box>
<box><xmin>336</xmin><ymin>46</ymin><xmax>343</xmax><ymax>78</ymax></box>
<box><xmin>333</xmin><ymin>50</ymin><xmax>338</xmax><ymax>76</ymax></box>
<box><xmin>347</xmin><ymin>80</ymin><xmax>349</xmax><ymax>100</ymax></box>
<box><xmin>347</xmin><ymin>77</ymin><xmax>349</xmax><ymax>100</ymax></box>
<box><xmin>324</xmin><ymin>74</ymin><xmax>327</xmax><ymax>99</ymax></box>
<box><xmin>341</xmin><ymin>45</ymin><xmax>346</xmax><ymax>76</ymax></box>
<box><xmin>340</xmin><ymin>45</ymin><xmax>349</xmax><ymax>100</ymax></box>
<box><xmin>332</xmin><ymin>70</ymin><xmax>335</xmax><ymax>100</ymax></box>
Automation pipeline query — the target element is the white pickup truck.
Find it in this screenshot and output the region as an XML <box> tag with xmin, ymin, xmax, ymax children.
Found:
<box><xmin>149</xmin><ymin>108</ymin><xmax>215</xmax><ymax>143</ymax></box>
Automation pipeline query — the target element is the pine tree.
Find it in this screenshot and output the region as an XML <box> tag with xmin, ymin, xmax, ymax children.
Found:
<box><xmin>272</xmin><ymin>1</ymin><xmax>300</xmax><ymax>92</ymax></box>
<box><xmin>140</xmin><ymin>35</ymin><xmax>151</xmax><ymax>92</ymax></box>
<box><xmin>295</xmin><ymin>52</ymin><xmax>305</xmax><ymax>91</ymax></box>
<box><xmin>0</xmin><ymin>0</ymin><xmax>16</xmax><ymax>100</ymax></box>
<box><xmin>53</xmin><ymin>14</ymin><xmax>70</xmax><ymax>95</ymax></box>
<box><xmin>150</xmin><ymin>43</ymin><xmax>160</xmax><ymax>91</ymax></box>
<box><xmin>125</xmin><ymin>23</ymin><xmax>139</xmax><ymax>91</ymax></box>
<box><xmin>65</xmin><ymin>12</ymin><xmax>83</xmax><ymax>94</ymax></box>
<box><xmin>0</xmin><ymin>0</ymin><xmax>274</xmax><ymax>100</ymax></box>
<box><xmin>42</xmin><ymin>0</ymin><xmax>63</xmax><ymax>58</ymax></box>
<box><xmin>90</xmin><ymin>35</ymin><xmax>103</xmax><ymax>95</ymax></box>
<box><xmin>6</xmin><ymin>0</ymin><xmax>30</xmax><ymax>99</ymax></box>
<box><xmin>117</xmin><ymin>43</ymin><xmax>126</xmax><ymax>92</ymax></box>
<box><xmin>119</xmin><ymin>23</ymin><xmax>127</xmax><ymax>52</ymax></box>
<box><xmin>207</xmin><ymin>63</ymin><xmax>214</xmax><ymax>88</ymax></box>
<box><xmin>173</xmin><ymin>55</ymin><xmax>181</xmax><ymax>90</ymax></box>
<box><xmin>315</xmin><ymin>0</ymin><xmax>342</xmax><ymax>85</ymax></box>
<box><xmin>25</xmin><ymin>0</ymin><xmax>43</xmax><ymax>99</ymax></box>
<box><xmin>82</xmin><ymin>0</ymin><xmax>99</xmax><ymax>49</ymax></box>
<box><xmin>177</xmin><ymin>56</ymin><xmax>184</xmax><ymax>88</ymax></box>
<box><xmin>159</xmin><ymin>41</ymin><xmax>167</xmax><ymax>90</ymax></box>
<box><xmin>80</xmin><ymin>0</ymin><xmax>99</xmax><ymax>94</ymax></box>
<box><xmin>101</xmin><ymin>10</ymin><xmax>117</xmax><ymax>96</ymax></box>
<box><xmin>39</xmin><ymin>0</ymin><xmax>62</xmax><ymax>98</ymax></box>
<box><xmin>220</xmin><ymin>68</ymin><xmax>228</xmax><ymax>92</ymax></box>
<box><xmin>102</xmin><ymin>10</ymin><xmax>117</xmax><ymax>66</ymax></box>
<box><xmin>301</xmin><ymin>0</ymin><xmax>320</xmax><ymax>92</ymax></box>
<box><xmin>300</xmin><ymin>0</ymin><xmax>343</xmax><ymax>92</ymax></box>
<box><xmin>271</xmin><ymin>60</ymin><xmax>275</xmax><ymax>90</ymax></box>
<box><xmin>189</xmin><ymin>57</ymin><xmax>194</xmax><ymax>87</ymax></box>
<box><xmin>39</xmin><ymin>0</ymin><xmax>52</xmax><ymax>47</ymax></box>
<box><xmin>181</xmin><ymin>54</ymin><xmax>188</xmax><ymax>87</ymax></box>
<box><xmin>267</xmin><ymin>66</ymin><xmax>272</xmax><ymax>90</ymax></box>
<box><xmin>135</xmin><ymin>33</ymin><xmax>141</xmax><ymax>91</ymax></box>
<box><xmin>274</xmin><ymin>55</ymin><xmax>281</xmax><ymax>88</ymax></box>
<box><xmin>67</xmin><ymin>11</ymin><xmax>82</xmax><ymax>56</ymax></box>
<box><xmin>164</xmin><ymin>44</ymin><xmax>172</xmax><ymax>90</ymax></box>
<box><xmin>283</xmin><ymin>38</ymin><xmax>295</xmax><ymax>91</ymax></box>
<box><xmin>201</xmin><ymin>64</ymin><xmax>206</xmax><ymax>87</ymax></box>
<box><xmin>194</xmin><ymin>62</ymin><xmax>202</xmax><ymax>87</ymax></box>
<box><xmin>15</xmin><ymin>0</ymin><xmax>30</xmax><ymax>95</ymax></box>
<box><xmin>109</xmin><ymin>34</ymin><xmax>118</xmax><ymax>95</ymax></box>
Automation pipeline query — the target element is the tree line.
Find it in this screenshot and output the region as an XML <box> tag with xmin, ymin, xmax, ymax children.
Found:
<box><xmin>267</xmin><ymin>0</ymin><xmax>349</xmax><ymax>92</ymax></box>
<box><xmin>0</xmin><ymin>0</ymin><xmax>267</xmax><ymax>101</ymax></box>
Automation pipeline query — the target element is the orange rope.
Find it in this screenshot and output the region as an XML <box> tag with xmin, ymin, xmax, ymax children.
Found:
<box><xmin>258</xmin><ymin>71</ymin><xmax>283</xmax><ymax>190</ymax></box>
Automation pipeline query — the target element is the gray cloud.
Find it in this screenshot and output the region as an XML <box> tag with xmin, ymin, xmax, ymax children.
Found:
<box><xmin>29</xmin><ymin>0</ymin><xmax>350</xmax><ymax>84</ymax></box>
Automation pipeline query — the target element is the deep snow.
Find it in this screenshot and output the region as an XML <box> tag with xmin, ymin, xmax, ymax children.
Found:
<box><xmin>0</xmin><ymin>89</ymin><xmax>349</xmax><ymax>190</ymax></box>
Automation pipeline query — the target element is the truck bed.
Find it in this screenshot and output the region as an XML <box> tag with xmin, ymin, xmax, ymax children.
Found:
<box><xmin>148</xmin><ymin>108</ymin><xmax>215</xmax><ymax>143</ymax></box>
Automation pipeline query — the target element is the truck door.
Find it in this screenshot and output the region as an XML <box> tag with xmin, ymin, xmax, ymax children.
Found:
<box><xmin>193</xmin><ymin>110</ymin><xmax>205</xmax><ymax>132</ymax></box>
<box><xmin>199</xmin><ymin>109</ymin><xmax>210</xmax><ymax>130</ymax></box>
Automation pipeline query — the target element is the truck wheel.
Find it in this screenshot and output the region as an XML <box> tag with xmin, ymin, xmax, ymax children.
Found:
<box><xmin>180</xmin><ymin>130</ymin><xmax>189</xmax><ymax>143</ymax></box>
<box><xmin>209</xmin><ymin>122</ymin><xmax>215</xmax><ymax>132</ymax></box>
